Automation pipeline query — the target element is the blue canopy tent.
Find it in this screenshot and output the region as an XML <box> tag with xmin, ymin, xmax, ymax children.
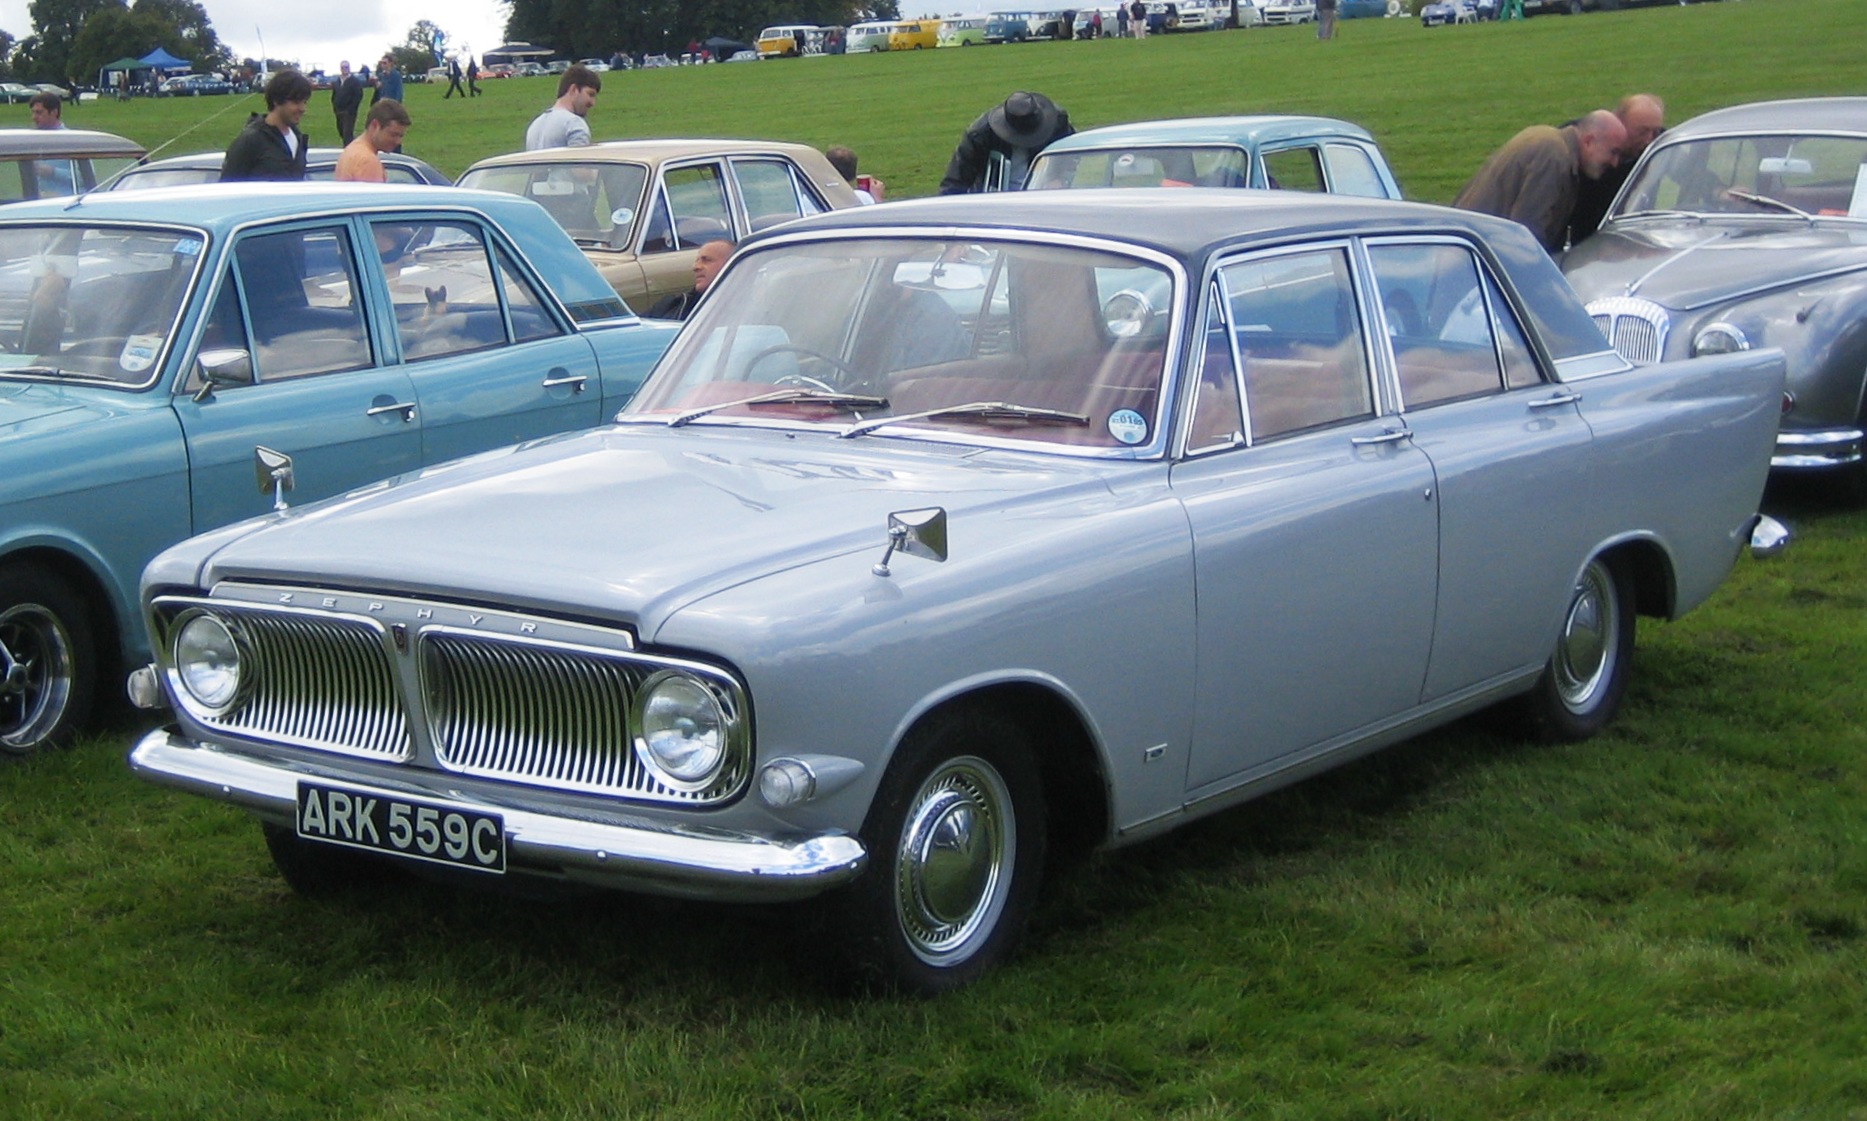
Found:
<box><xmin>138</xmin><ymin>47</ymin><xmax>192</xmax><ymax>72</ymax></box>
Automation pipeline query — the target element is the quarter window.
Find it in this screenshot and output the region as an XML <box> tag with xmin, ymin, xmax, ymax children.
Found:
<box><xmin>1322</xmin><ymin>144</ymin><xmax>1387</xmax><ymax>198</ymax></box>
<box><xmin>1220</xmin><ymin>248</ymin><xmax>1372</xmax><ymax>440</ymax></box>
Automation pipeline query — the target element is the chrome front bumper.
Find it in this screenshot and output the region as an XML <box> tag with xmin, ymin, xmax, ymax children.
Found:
<box><xmin>129</xmin><ymin>728</ymin><xmax>868</xmax><ymax>902</ymax></box>
<box><xmin>1774</xmin><ymin>427</ymin><xmax>1864</xmax><ymax>470</ymax></box>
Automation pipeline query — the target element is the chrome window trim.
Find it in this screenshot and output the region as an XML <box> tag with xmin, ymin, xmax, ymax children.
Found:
<box><xmin>1211</xmin><ymin>238</ymin><xmax>1381</xmax><ymax>447</ymax></box>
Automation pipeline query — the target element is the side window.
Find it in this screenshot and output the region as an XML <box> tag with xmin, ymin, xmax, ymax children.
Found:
<box><xmin>1261</xmin><ymin>147</ymin><xmax>1324</xmax><ymax>193</ymax></box>
<box><xmin>638</xmin><ymin>190</ymin><xmax>676</xmax><ymax>254</ymax></box>
<box><xmin>493</xmin><ymin>244</ymin><xmax>562</xmax><ymax>343</ymax></box>
<box><xmin>1485</xmin><ymin>269</ymin><xmax>1542</xmax><ymax>389</ymax></box>
<box><xmin>0</xmin><ymin>160</ymin><xmax>25</xmax><ymax>201</ymax></box>
<box><xmin>233</xmin><ymin>226</ymin><xmax>373</xmax><ymax>381</ymax></box>
<box><xmin>1221</xmin><ymin>247</ymin><xmax>1372</xmax><ymax>441</ymax></box>
<box><xmin>1322</xmin><ymin>144</ymin><xmax>1388</xmax><ymax>198</ymax></box>
<box><xmin>734</xmin><ymin>159</ymin><xmax>807</xmax><ymax>231</ymax></box>
<box><xmin>1366</xmin><ymin>242</ymin><xmax>1507</xmax><ymax>408</ymax></box>
<box><xmin>663</xmin><ymin>164</ymin><xmax>734</xmax><ymax>249</ymax></box>
<box><xmin>375</xmin><ymin>221</ymin><xmax>558</xmax><ymax>359</ymax></box>
<box><xmin>1188</xmin><ymin>283</ymin><xmax>1243</xmax><ymax>452</ymax></box>
<box><xmin>185</xmin><ymin>276</ymin><xmax>256</xmax><ymax>392</ymax></box>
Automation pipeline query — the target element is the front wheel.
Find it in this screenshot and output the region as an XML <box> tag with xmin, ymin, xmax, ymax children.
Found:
<box><xmin>1521</xmin><ymin>557</ymin><xmax>1633</xmax><ymax>742</ymax></box>
<box><xmin>836</xmin><ymin>709</ymin><xmax>1045</xmax><ymax>993</ymax></box>
<box><xmin>0</xmin><ymin>563</ymin><xmax>95</xmax><ymax>756</ymax></box>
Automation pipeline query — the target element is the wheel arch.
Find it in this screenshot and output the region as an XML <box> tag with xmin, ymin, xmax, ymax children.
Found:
<box><xmin>899</xmin><ymin>680</ymin><xmax>1113</xmax><ymax>869</ymax></box>
<box><xmin>1594</xmin><ymin>534</ymin><xmax>1676</xmax><ymax>619</ymax></box>
<box><xmin>0</xmin><ymin>543</ymin><xmax>129</xmax><ymax>674</ymax></box>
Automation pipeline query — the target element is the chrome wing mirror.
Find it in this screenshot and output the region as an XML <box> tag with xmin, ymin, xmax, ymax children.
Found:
<box><xmin>191</xmin><ymin>347</ymin><xmax>253</xmax><ymax>403</ymax></box>
<box><xmin>254</xmin><ymin>445</ymin><xmax>295</xmax><ymax>512</ymax></box>
<box><xmin>1749</xmin><ymin>514</ymin><xmax>1790</xmax><ymax>559</ymax></box>
<box><xmin>872</xmin><ymin>507</ymin><xmax>948</xmax><ymax>577</ymax></box>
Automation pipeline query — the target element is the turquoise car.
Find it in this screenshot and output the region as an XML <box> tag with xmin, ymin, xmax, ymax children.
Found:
<box><xmin>0</xmin><ymin>183</ymin><xmax>678</xmax><ymax>754</ymax></box>
<box><xmin>1027</xmin><ymin>115</ymin><xmax>1404</xmax><ymax>199</ymax></box>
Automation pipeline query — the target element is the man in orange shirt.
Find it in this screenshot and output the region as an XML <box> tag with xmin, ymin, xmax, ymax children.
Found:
<box><xmin>333</xmin><ymin>100</ymin><xmax>411</xmax><ymax>182</ymax></box>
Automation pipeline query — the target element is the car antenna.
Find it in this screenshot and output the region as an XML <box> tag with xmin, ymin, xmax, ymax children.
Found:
<box><xmin>71</xmin><ymin>87</ymin><xmax>265</xmax><ymax>207</ymax></box>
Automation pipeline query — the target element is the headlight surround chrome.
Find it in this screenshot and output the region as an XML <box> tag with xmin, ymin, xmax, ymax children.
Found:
<box><xmin>633</xmin><ymin>669</ymin><xmax>739</xmax><ymax>790</ymax></box>
<box><xmin>171</xmin><ymin>611</ymin><xmax>248</xmax><ymax>714</ymax></box>
<box><xmin>1692</xmin><ymin>321</ymin><xmax>1751</xmax><ymax>357</ymax></box>
<box><xmin>1102</xmin><ymin>289</ymin><xmax>1154</xmax><ymax>338</ymax></box>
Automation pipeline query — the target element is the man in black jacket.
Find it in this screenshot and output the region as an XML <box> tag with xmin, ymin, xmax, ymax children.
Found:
<box><xmin>331</xmin><ymin>61</ymin><xmax>363</xmax><ymax>145</ymax></box>
<box><xmin>221</xmin><ymin>69</ymin><xmax>313</xmax><ymax>182</ymax></box>
<box><xmin>937</xmin><ymin>91</ymin><xmax>1073</xmax><ymax>194</ymax></box>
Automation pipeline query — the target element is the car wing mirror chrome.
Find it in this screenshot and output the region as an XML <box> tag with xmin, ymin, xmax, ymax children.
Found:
<box><xmin>192</xmin><ymin>347</ymin><xmax>253</xmax><ymax>403</ymax></box>
<box><xmin>254</xmin><ymin>445</ymin><xmax>295</xmax><ymax>511</ymax></box>
<box><xmin>872</xmin><ymin>507</ymin><xmax>948</xmax><ymax>577</ymax></box>
<box><xmin>1749</xmin><ymin>514</ymin><xmax>1790</xmax><ymax>559</ymax></box>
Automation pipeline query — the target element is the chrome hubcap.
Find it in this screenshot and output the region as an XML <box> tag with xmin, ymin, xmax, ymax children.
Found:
<box><xmin>0</xmin><ymin>603</ymin><xmax>73</xmax><ymax>751</ymax></box>
<box><xmin>1554</xmin><ymin>562</ymin><xmax>1616</xmax><ymax>713</ymax></box>
<box><xmin>894</xmin><ymin>756</ymin><xmax>1013</xmax><ymax>964</ymax></box>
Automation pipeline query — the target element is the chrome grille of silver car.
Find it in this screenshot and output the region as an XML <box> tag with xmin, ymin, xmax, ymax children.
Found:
<box><xmin>422</xmin><ymin>630</ymin><xmax>734</xmax><ymax>800</ymax></box>
<box><xmin>1586</xmin><ymin>296</ymin><xmax>1670</xmax><ymax>365</ymax></box>
<box><xmin>190</xmin><ymin>607</ymin><xmax>410</xmax><ymax>760</ymax></box>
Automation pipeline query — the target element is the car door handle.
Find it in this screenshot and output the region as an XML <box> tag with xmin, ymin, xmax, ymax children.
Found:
<box><xmin>541</xmin><ymin>370</ymin><xmax>588</xmax><ymax>393</ymax></box>
<box><xmin>367</xmin><ymin>401</ymin><xmax>418</xmax><ymax>422</ymax></box>
<box><xmin>1529</xmin><ymin>391</ymin><xmax>1583</xmax><ymax>409</ymax></box>
<box><xmin>1351</xmin><ymin>427</ymin><xmax>1413</xmax><ymax>446</ymax></box>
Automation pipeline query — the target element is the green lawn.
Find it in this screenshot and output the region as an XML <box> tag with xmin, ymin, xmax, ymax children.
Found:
<box><xmin>8</xmin><ymin>2</ymin><xmax>1867</xmax><ymax>1117</ymax></box>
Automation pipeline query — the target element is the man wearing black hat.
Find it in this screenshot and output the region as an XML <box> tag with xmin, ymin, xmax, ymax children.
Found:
<box><xmin>938</xmin><ymin>91</ymin><xmax>1074</xmax><ymax>194</ymax></box>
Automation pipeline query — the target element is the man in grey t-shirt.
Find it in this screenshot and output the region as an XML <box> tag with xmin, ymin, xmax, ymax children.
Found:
<box><xmin>525</xmin><ymin>64</ymin><xmax>602</xmax><ymax>150</ymax></box>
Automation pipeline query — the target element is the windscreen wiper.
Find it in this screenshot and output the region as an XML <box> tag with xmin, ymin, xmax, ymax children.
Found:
<box><xmin>1725</xmin><ymin>189</ymin><xmax>1813</xmax><ymax>220</ymax></box>
<box><xmin>661</xmin><ymin>389</ymin><xmax>888</xmax><ymax>427</ymax></box>
<box><xmin>839</xmin><ymin>401</ymin><xmax>1089</xmax><ymax>439</ymax></box>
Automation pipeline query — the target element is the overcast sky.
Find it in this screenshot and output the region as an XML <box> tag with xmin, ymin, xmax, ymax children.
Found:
<box><xmin>1</xmin><ymin>0</ymin><xmax>514</xmax><ymax>77</ymax></box>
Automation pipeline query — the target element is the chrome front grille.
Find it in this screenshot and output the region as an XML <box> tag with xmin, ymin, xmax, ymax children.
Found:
<box><xmin>422</xmin><ymin>630</ymin><xmax>737</xmax><ymax>800</ymax></box>
<box><xmin>178</xmin><ymin>605</ymin><xmax>410</xmax><ymax>760</ymax></box>
<box><xmin>153</xmin><ymin>592</ymin><xmax>748</xmax><ymax>805</ymax></box>
<box><xmin>1587</xmin><ymin>296</ymin><xmax>1670</xmax><ymax>365</ymax></box>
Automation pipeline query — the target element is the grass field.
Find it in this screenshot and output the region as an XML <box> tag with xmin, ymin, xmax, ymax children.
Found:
<box><xmin>7</xmin><ymin>1</ymin><xmax>1867</xmax><ymax>1117</ymax></box>
<box><xmin>40</xmin><ymin>0</ymin><xmax>1864</xmax><ymax>200</ymax></box>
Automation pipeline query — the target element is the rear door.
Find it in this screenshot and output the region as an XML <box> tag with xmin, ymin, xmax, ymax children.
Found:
<box><xmin>368</xmin><ymin>218</ymin><xmax>604</xmax><ymax>462</ymax></box>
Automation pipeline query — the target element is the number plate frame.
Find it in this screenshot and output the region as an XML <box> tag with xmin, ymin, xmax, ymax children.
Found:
<box><xmin>295</xmin><ymin>781</ymin><xmax>506</xmax><ymax>874</ymax></box>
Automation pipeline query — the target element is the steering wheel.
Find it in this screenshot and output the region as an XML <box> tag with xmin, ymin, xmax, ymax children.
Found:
<box><xmin>774</xmin><ymin>372</ymin><xmax>839</xmax><ymax>393</ymax></box>
<box><xmin>745</xmin><ymin>343</ymin><xmax>859</xmax><ymax>387</ymax></box>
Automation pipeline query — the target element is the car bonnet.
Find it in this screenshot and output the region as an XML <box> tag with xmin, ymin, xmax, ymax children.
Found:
<box><xmin>178</xmin><ymin>424</ymin><xmax>1123</xmax><ymax>639</ymax></box>
<box><xmin>1563</xmin><ymin>220</ymin><xmax>1867</xmax><ymax>312</ymax></box>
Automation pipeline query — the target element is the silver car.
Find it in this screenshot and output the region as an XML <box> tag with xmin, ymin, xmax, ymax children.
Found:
<box><xmin>129</xmin><ymin>191</ymin><xmax>1786</xmax><ymax>993</ymax></box>
<box><xmin>1562</xmin><ymin>97</ymin><xmax>1867</xmax><ymax>495</ymax></box>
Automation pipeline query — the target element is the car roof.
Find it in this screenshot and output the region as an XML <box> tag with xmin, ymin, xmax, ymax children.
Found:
<box><xmin>1665</xmin><ymin>97</ymin><xmax>1867</xmax><ymax>140</ymax></box>
<box><xmin>1041</xmin><ymin>115</ymin><xmax>1378</xmax><ymax>153</ymax></box>
<box><xmin>0</xmin><ymin>181</ymin><xmax>506</xmax><ymax>229</ymax></box>
<box><xmin>111</xmin><ymin>148</ymin><xmax>449</xmax><ymax>182</ymax></box>
<box><xmin>468</xmin><ymin>138</ymin><xmax>832</xmax><ymax>169</ymax></box>
<box><xmin>0</xmin><ymin>128</ymin><xmax>145</xmax><ymax>159</ymax></box>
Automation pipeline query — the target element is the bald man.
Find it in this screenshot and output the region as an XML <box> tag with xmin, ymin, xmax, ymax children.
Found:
<box><xmin>1568</xmin><ymin>94</ymin><xmax>1666</xmax><ymax>247</ymax></box>
<box><xmin>1454</xmin><ymin>110</ymin><xmax>1628</xmax><ymax>253</ymax></box>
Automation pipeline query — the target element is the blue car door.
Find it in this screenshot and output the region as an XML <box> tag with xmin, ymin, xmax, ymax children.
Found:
<box><xmin>369</xmin><ymin>219</ymin><xmax>605</xmax><ymax>464</ymax></box>
<box><xmin>172</xmin><ymin>222</ymin><xmax>423</xmax><ymax>531</ymax></box>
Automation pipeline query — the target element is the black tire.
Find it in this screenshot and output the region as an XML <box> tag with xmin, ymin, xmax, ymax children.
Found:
<box><xmin>0</xmin><ymin>563</ymin><xmax>95</xmax><ymax>756</ymax></box>
<box><xmin>1521</xmin><ymin>557</ymin><xmax>1634</xmax><ymax>742</ymax></box>
<box><xmin>835</xmin><ymin>708</ymin><xmax>1046</xmax><ymax>994</ymax></box>
<box><xmin>263</xmin><ymin>823</ymin><xmax>399</xmax><ymax>898</ymax></box>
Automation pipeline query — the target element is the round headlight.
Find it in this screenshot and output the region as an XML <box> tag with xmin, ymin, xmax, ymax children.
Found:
<box><xmin>1692</xmin><ymin>322</ymin><xmax>1750</xmax><ymax>357</ymax></box>
<box><xmin>1102</xmin><ymin>289</ymin><xmax>1153</xmax><ymax>338</ymax></box>
<box><xmin>634</xmin><ymin>671</ymin><xmax>728</xmax><ymax>788</ymax></box>
<box><xmin>173</xmin><ymin>613</ymin><xmax>245</xmax><ymax>711</ymax></box>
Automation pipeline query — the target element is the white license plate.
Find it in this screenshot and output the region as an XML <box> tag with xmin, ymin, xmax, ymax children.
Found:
<box><xmin>296</xmin><ymin>782</ymin><xmax>506</xmax><ymax>874</ymax></box>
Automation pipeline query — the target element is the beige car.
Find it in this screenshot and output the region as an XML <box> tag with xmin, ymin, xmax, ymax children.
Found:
<box><xmin>460</xmin><ymin>140</ymin><xmax>861</xmax><ymax>313</ymax></box>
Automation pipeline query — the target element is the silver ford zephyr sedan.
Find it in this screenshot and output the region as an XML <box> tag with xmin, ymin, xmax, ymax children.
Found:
<box><xmin>130</xmin><ymin>191</ymin><xmax>1787</xmax><ymax>993</ymax></box>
